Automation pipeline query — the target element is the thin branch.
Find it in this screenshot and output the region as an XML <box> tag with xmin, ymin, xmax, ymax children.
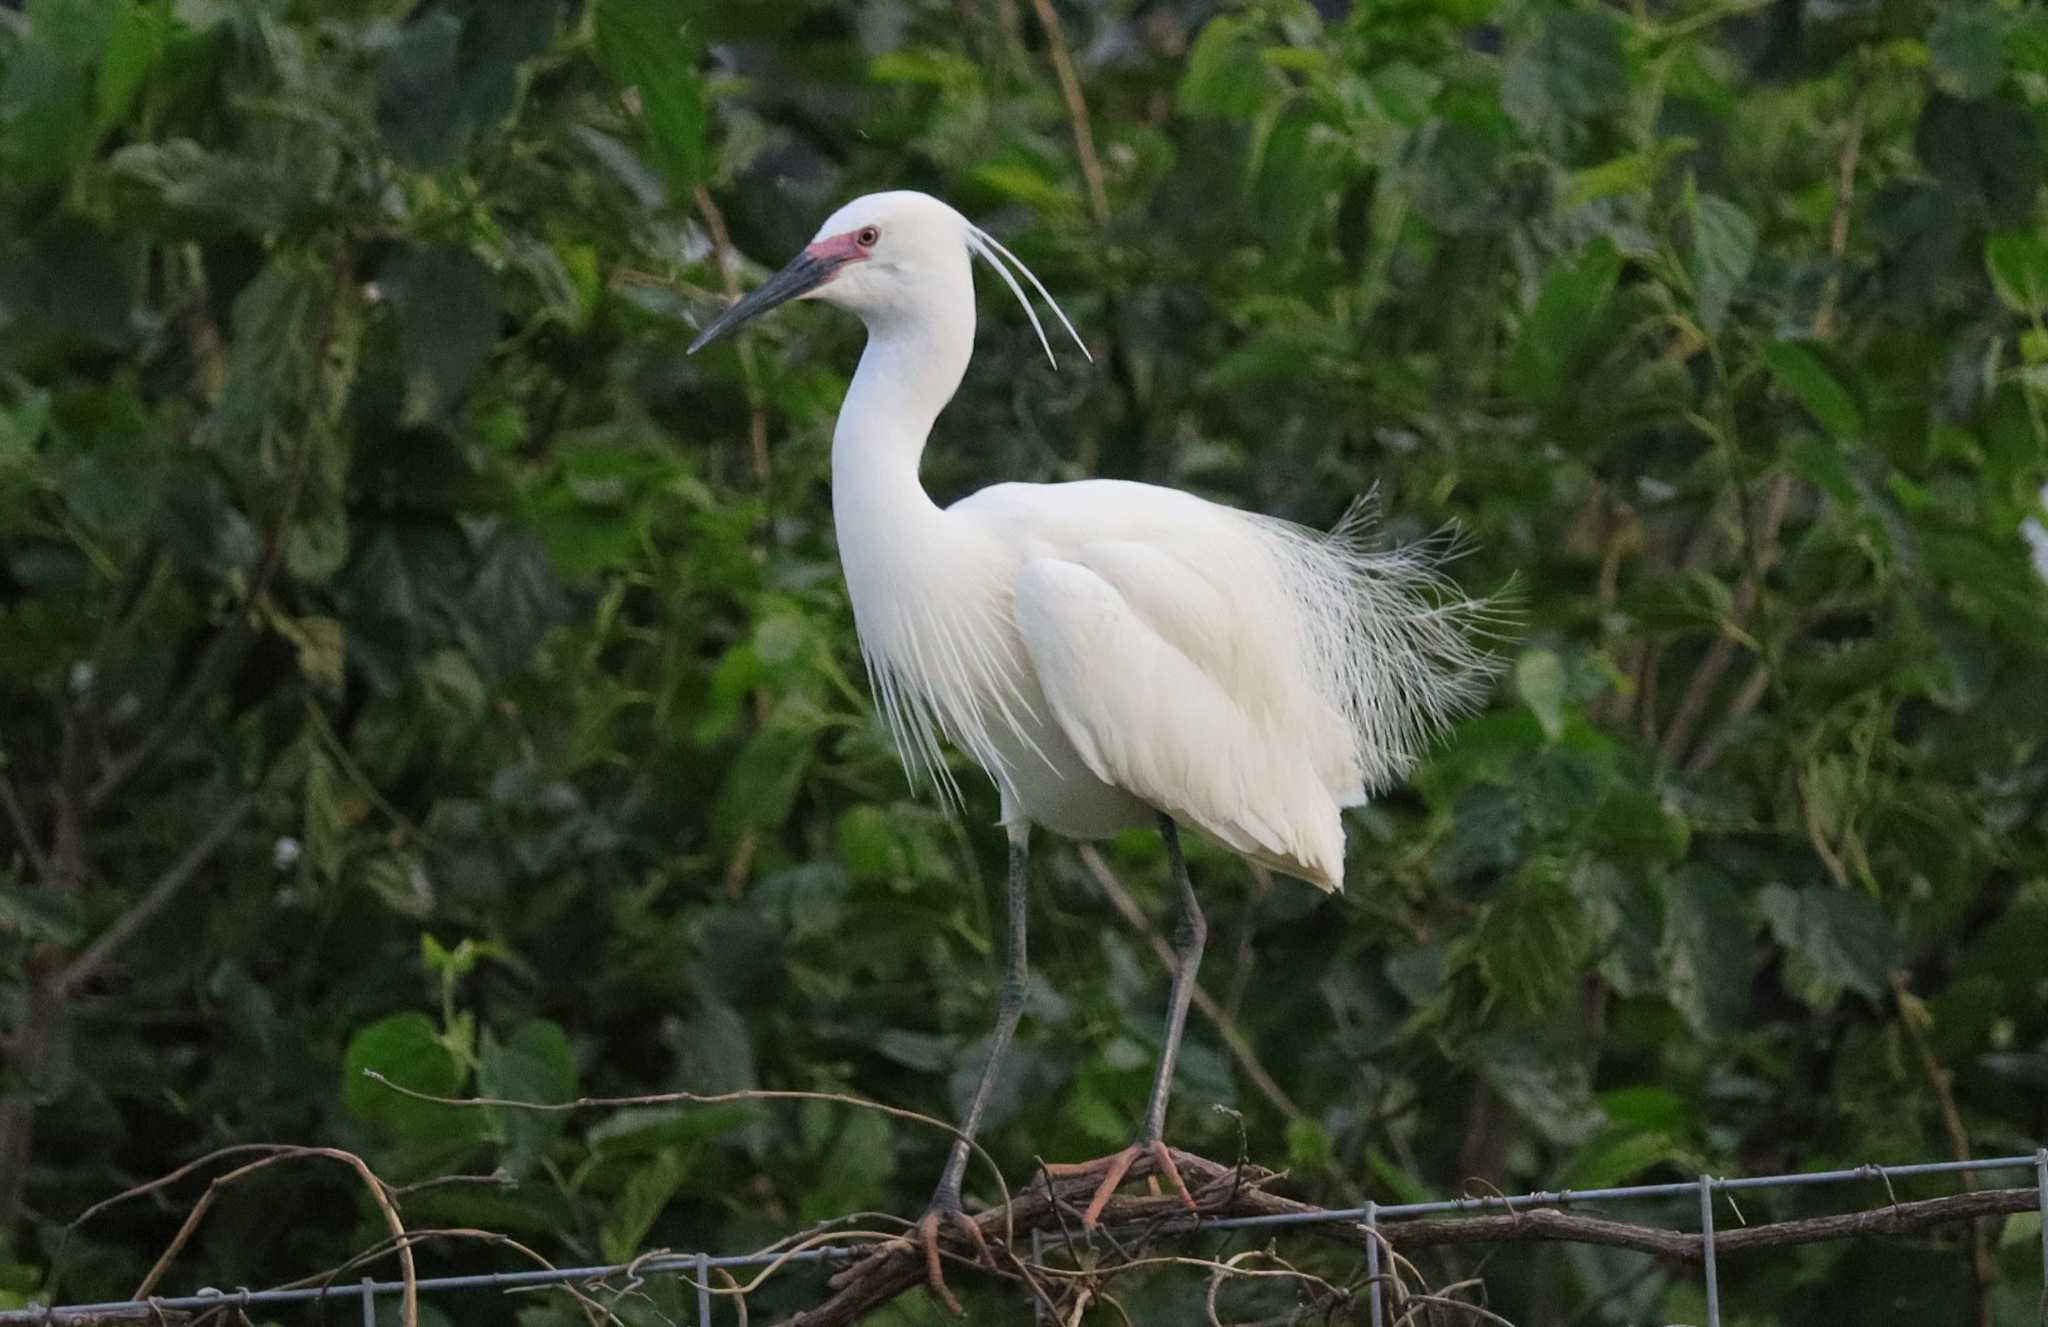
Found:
<box><xmin>1684</xmin><ymin>656</ymin><xmax>1769</xmax><ymax>772</ymax></box>
<box><xmin>780</xmin><ymin>1149</ymin><xmax>2042</xmax><ymax>1327</ymax></box>
<box><xmin>1811</xmin><ymin>82</ymin><xmax>1866</xmax><ymax>342</ymax></box>
<box><xmin>40</xmin><ymin>1142</ymin><xmax>2041</xmax><ymax>1327</ymax></box>
<box><xmin>88</xmin><ymin>249</ymin><xmax>358</xmax><ymax>812</ymax></box>
<box><xmin>127</xmin><ymin>1146</ymin><xmax>417</xmax><ymax>1327</ymax></box>
<box><xmin>55</xmin><ymin>790</ymin><xmax>260</xmax><ymax>996</ymax></box>
<box><xmin>1892</xmin><ymin>972</ymin><xmax>1994</xmax><ymax>1327</ymax></box>
<box><xmin>285</xmin><ymin>1226</ymin><xmax>611</xmax><ymax>1327</ymax></box>
<box><xmin>1658</xmin><ymin>474</ymin><xmax>1794</xmax><ymax>766</ymax></box>
<box><xmin>1670</xmin><ymin>81</ymin><xmax>1864</xmax><ymax>770</ymax></box>
<box><xmin>692</xmin><ymin>185</ymin><xmax>772</xmax><ymax>490</ymax></box>
<box><xmin>0</xmin><ymin>763</ymin><xmax>45</xmax><ymax>879</ymax></box>
<box><xmin>360</xmin><ymin>1074</ymin><xmax>1017</xmax><ymax>1228</ymax></box>
<box><xmin>1025</xmin><ymin>0</ymin><xmax>1110</xmax><ymax>226</ymax></box>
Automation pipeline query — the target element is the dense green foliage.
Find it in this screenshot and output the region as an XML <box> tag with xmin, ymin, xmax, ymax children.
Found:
<box><xmin>4</xmin><ymin>0</ymin><xmax>2047</xmax><ymax>1321</ymax></box>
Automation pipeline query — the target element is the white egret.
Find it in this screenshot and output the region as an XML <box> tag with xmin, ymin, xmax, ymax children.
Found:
<box><xmin>689</xmin><ymin>190</ymin><xmax>1494</xmax><ymax>1304</ymax></box>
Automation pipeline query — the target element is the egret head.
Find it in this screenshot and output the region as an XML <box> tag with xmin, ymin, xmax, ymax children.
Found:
<box><xmin>687</xmin><ymin>190</ymin><xmax>1089</xmax><ymax>367</ymax></box>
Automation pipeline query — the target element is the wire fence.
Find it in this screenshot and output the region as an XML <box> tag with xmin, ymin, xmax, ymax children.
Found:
<box><xmin>7</xmin><ymin>1150</ymin><xmax>2045</xmax><ymax>1327</ymax></box>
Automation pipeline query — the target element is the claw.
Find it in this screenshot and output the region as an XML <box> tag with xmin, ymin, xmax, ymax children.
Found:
<box><xmin>1043</xmin><ymin>1140</ymin><xmax>1199</xmax><ymax>1230</ymax></box>
<box><xmin>914</xmin><ymin>1210</ymin><xmax>963</xmax><ymax>1316</ymax></box>
<box><xmin>902</xmin><ymin>1195</ymin><xmax>995</xmax><ymax>1315</ymax></box>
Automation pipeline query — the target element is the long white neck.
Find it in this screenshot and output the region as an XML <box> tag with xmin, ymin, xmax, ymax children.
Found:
<box><xmin>830</xmin><ymin>256</ymin><xmax>976</xmax><ymax>530</ymax></box>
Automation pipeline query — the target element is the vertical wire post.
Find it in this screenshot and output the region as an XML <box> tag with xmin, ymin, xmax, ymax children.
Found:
<box><xmin>1699</xmin><ymin>1175</ymin><xmax>1722</xmax><ymax>1327</ymax></box>
<box><xmin>1031</xmin><ymin>1227</ymin><xmax>1046</xmax><ymax>1326</ymax></box>
<box><xmin>360</xmin><ymin>1276</ymin><xmax>376</xmax><ymax>1327</ymax></box>
<box><xmin>1363</xmin><ymin>1200</ymin><xmax>1384</xmax><ymax>1327</ymax></box>
<box><xmin>2034</xmin><ymin>1148</ymin><xmax>2047</xmax><ymax>1327</ymax></box>
<box><xmin>696</xmin><ymin>1251</ymin><xmax>712</xmax><ymax>1327</ymax></box>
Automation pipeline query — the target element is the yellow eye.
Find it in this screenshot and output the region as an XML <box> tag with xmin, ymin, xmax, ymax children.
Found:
<box><xmin>856</xmin><ymin>226</ymin><xmax>880</xmax><ymax>248</ymax></box>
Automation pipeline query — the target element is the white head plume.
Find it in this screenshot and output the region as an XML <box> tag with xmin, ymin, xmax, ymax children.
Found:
<box><xmin>965</xmin><ymin>224</ymin><xmax>1093</xmax><ymax>370</ymax></box>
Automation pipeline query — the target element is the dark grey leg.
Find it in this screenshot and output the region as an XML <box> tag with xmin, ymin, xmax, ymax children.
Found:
<box><xmin>1039</xmin><ymin>814</ymin><xmax>1207</xmax><ymax>1229</ymax></box>
<box><xmin>932</xmin><ymin>822</ymin><xmax>1030</xmax><ymax>1207</ymax></box>
<box><xmin>1140</xmin><ymin>813</ymin><xmax>1207</xmax><ymax>1141</ymax></box>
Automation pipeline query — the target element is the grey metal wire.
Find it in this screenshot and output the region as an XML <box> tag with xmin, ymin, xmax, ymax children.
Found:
<box><xmin>2036</xmin><ymin>1150</ymin><xmax>2048</xmax><ymax>1327</ymax></box>
<box><xmin>1363</xmin><ymin>1199</ymin><xmax>1384</xmax><ymax>1327</ymax></box>
<box><xmin>1030</xmin><ymin>1227</ymin><xmax>1046</xmax><ymax>1326</ymax></box>
<box><xmin>5</xmin><ymin>1153</ymin><xmax>2041</xmax><ymax>1325</ymax></box>
<box><xmin>1698</xmin><ymin>1175</ymin><xmax>1721</xmax><ymax>1327</ymax></box>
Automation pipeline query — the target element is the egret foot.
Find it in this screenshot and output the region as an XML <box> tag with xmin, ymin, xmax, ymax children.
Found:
<box><xmin>907</xmin><ymin>1189</ymin><xmax>992</xmax><ymax>1316</ymax></box>
<box><xmin>824</xmin><ymin>1189</ymin><xmax>991</xmax><ymax>1312</ymax></box>
<box><xmin>1042</xmin><ymin>1138</ymin><xmax>1196</xmax><ymax>1229</ymax></box>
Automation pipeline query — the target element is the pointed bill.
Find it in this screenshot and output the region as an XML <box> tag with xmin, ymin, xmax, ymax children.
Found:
<box><xmin>688</xmin><ymin>246</ymin><xmax>844</xmax><ymax>354</ymax></box>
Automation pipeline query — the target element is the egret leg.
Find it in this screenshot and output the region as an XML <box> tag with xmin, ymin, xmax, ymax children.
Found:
<box><xmin>1141</xmin><ymin>813</ymin><xmax>1207</xmax><ymax>1140</ymax></box>
<box><xmin>912</xmin><ymin>821</ymin><xmax>1030</xmax><ymax>1313</ymax></box>
<box><xmin>933</xmin><ymin>821</ymin><xmax>1030</xmax><ymax>1202</ymax></box>
<box><xmin>1042</xmin><ymin>813</ymin><xmax>1206</xmax><ymax>1228</ymax></box>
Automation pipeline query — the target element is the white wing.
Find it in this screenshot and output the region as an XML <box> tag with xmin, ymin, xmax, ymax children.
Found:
<box><xmin>1013</xmin><ymin>545</ymin><xmax>1349</xmax><ymax>891</ymax></box>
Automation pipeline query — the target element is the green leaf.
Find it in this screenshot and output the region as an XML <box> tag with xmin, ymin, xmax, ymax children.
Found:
<box><xmin>1558</xmin><ymin>1122</ymin><xmax>1683</xmax><ymax>1190</ymax></box>
<box><xmin>343</xmin><ymin>1012</ymin><xmax>467</xmax><ymax>1127</ymax></box>
<box><xmin>1985</xmin><ymin>231</ymin><xmax>2048</xmax><ymax>314</ymax></box>
<box><xmin>377</xmin><ymin>0</ymin><xmax>559</xmax><ymax>168</ymax></box>
<box><xmin>1759</xmin><ymin>885</ymin><xmax>1895</xmax><ymax>1007</ymax></box>
<box><xmin>1686</xmin><ymin>189</ymin><xmax>1756</xmax><ymax>333</ymax></box>
<box><xmin>875</xmin><ymin>1029</ymin><xmax>954</xmax><ymax>1073</ymax></box>
<box><xmin>800</xmin><ymin>1109</ymin><xmax>895</xmax><ymax>1222</ymax></box>
<box><xmin>1177</xmin><ymin>16</ymin><xmax>1271</xmax><ymax>119</ymax></box>
<box><xmin>971</xmin><ymin>158</ymin><xmax>1079</xmax><ymax>217</ymax></box>
<box><xmin>600</xmin><ymin>1148</ymin><xmax>686</xmax><ymax>1262</ymax></box>
<box><xmin>1434</xmin><ymin>784</ymin><xmax>1523</xmax><ymax>883</ymax></box>
<box><xmin>1663</xmin><ymin>866</ymin><xmax>1752</xmax><ymax>1037</ymax></box>
<box><xmin>835</xmin><ymin>804</ymin><xmax>900</xmax><ymax>881</ymax></box>
<box><xmin>1472</xmin><ymin>1029</ymin><xmax>1605</xmax><ymax>1145</ymax></box>
<box><xmin>594</xmin><ymin>0</ymin><xmax>707</xmax><ymax>189</ymax></box>
<box><xmin>274</xmin><ymin>613</ymin><xmax>346</xmax><ymax>696</ymax></box>
<box><xmin>1502</xmin><ymin>9</ymin><xmax>1626</xmax><ymax>140</ymax></box>
<box><xmin>1477</xmin><ymin>862</ymin><xmax>1594</xmax><ymax>1015</ymax></box>
<box><xmin>1589</xmin><ymin>789</ymin><xmax>1688</xmax><ymax>867</ymax></box>
<box><xmin>301</xmin><ymin>742</ymin><xmax>351</xmax><ymax>886</ymax></box>
<box><xmin>1916</xmin><ymin>94</ymin><xmax>2044</xmax><ymax>228</ymax></box>
<box><xmin>380</xmin><ymin>247</ymin><xmax>500</xmax><ymax>425</ymax></box>
<box><xmin>478</xmin><ymin>1019</ymin><xmax>577</xmax><ymax>1176</ymax></box>
<box><xmin>1509</xmin><ymin>240</ymin><xmax>1620</xmax><ymax>399</ymax></box>
<box><xmin>1929</xmin><ymin>8</ymin><xmax>2008</xmax><ymax>99</ymax></box>
<box><xmin>1413</xmin><ymin>122</ymin><xmax>1511</xmax><ymax>235</ymax></box>
<box><xmin>588</xmin><ymin>1104</ymin><xmax>751</xmax><ymax>1158</ymax></box>
<box><xmin>1284</xmin><ymin>1117</ymin><xmax>1335</xmax><ymax>1170</ymax></box>
<box><xmin>211</xmin><ymin>263</ymin><xmax>317</xmax><ymax>457</ymax></box>
<box><xmin>0</xmin><ymin>0</ymin><xmax>115</xmax><ymax>181</ymax></box>
<box><xmin>1785</xmin><ymin>433</ymin><xmax>1857</xmax><ymax>505</ymax></box>
<box><xmin>752</xmin><ymin>862</ymin><xmax>848</xmax><ymax>942</ymax></box>
<box><xmin>712</xmin><ymin>709</ymin><xmax>821</xmax><ymax>848</ymax></box>
<box><xmin>465</xmin><ymin>529</ymin><xmax>568</xmax><ymax>680</ymax></box>
<box><xmin>93</xmin><ymin>2</ymin><xmax>168</xmax><ymax>135</ymax></box>
<box><xmin>0</xmin><ymin>390</ymin><xmax>50</xmax><ymax>472</ymax></box>
<box><xmin>1599</xmin><ymin>1084</ymin><xmax>1687</xmax><ymax>1131</ymax></box>
<box><xmin>1512</xmin><ymin>650</ymin><xmax>1569</xmax><ymax>740</ymax></box>
<box><xmin>1764</xmin><ymin>340</ymin><xmax>1863</xmax><ymax>439</ymax></box>
<box><xmin>109</xmin><ymin>140</ymin><xmax>311</xmax><ymax>238</ymax></box>
<box><xmin>0</xmin><ymin>886</ymin><xmax>85</xmax><ymax>945</ymax></box>
<box><xmin>287</xmin><ymin>508</ymin><xmax>351</xmax><ymax>583</ymax></box>
<box><xmin>678</xmin><ymin>998</ymin><xmax>754</xmax><ymax>1096</ymax></box>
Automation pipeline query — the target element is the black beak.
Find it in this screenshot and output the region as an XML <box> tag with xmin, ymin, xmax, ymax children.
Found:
<box><xmin>687</xmin><ymin>249</ymin><xmax>841</xmax><ymax>354</ymax></box>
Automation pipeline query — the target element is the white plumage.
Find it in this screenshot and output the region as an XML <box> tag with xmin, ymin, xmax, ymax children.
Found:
<box><xmin>791</xmin><ymin>192</ymin><xmax>1492</xmax><ymax>892</ymax></box>
<box><xmin>688</xmin><ymin>188</ymin><xmax>1495</xmax><ymax>1275</ymax></box>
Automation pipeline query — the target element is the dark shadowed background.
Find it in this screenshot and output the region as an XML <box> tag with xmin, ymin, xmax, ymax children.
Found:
<box><xmin>2</xmin><ymin>0</ymin><xmax>2047</xmax><ymax>1322</ymax></box>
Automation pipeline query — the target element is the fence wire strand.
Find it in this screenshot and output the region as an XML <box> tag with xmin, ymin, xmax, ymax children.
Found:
<box><xmin>6</xmin><ymin>1152</ymin><xmax>2043</xmax><ymax>1327</ymax></box>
